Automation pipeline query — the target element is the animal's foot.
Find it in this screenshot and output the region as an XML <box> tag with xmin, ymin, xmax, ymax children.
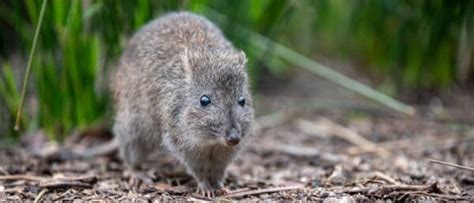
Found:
<box><xmin>126</xmin><ymin>169</ymin><xmax>154</xmax><ymax>187</ymax></box>
<box><xmin>195</xmin><ymin>182</ymin><xmax>215</xmax><ymax>199</ymax></box>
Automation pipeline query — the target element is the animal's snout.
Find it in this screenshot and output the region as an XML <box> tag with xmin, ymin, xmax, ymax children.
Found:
<box><xmin>225</xmin><ymin>128</ymin><xmax>240</xmax><ymax>146</ymax></box>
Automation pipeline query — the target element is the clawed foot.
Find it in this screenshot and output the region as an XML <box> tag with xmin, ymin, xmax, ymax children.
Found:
<box><xmin>196</xmin><ymin>184</ymin><xmax>215</xmax><ymax>198</ymax></box>
<box><xmin>194</xmin><ymin>183</ymin><xmax>230</xmax><ymax>199</ymax></box>
<box><xmin>126</xmin><ymin>169</ymin><xmax>154</xmax><ymax>188</ymax></box>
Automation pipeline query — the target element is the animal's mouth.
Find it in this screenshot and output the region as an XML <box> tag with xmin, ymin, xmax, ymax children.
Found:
<box><xmin>224</xmin><ymin>138</ymin><xmax>240</xmax><ymax>146</ymax></box>
<box><xmin>223</xmin><ymin>132</ymin><xmax>240</xmax><ymax>147</ymax></box>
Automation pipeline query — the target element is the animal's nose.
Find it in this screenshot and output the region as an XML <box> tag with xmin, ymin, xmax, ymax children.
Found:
<box><xmin>225</xmin><ymin>128</ymin><xmax>240</xmax><ymax>146</ymax></box>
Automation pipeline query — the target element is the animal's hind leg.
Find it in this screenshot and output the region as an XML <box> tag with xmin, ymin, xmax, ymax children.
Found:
<box><xmin>122</xmin><ymin>140</ymin><xmax>155</xmax><ymax>185</ymax></box>
<box><xmin>114</xmin><ymin>117</ymin><xmax>154</xmax><ymax>185</ymax></box>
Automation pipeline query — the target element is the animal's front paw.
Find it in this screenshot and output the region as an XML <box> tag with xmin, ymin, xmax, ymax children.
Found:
<box><xmin>195</xmin><ymin>182</ymin><xmax>215</xmax><ymax>198</ymax></box>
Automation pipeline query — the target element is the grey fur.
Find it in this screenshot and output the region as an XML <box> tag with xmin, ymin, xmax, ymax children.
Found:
<box><xmin>111</xmin><ymin>12</ymin><xmax>255</xmax><ymax>193</ymax></box>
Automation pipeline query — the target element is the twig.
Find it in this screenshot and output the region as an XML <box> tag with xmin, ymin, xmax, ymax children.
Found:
<box><xmin>342</xmin><ymin>182</ymin><xmax>439</xmax><ymax>195</ymax></box>
<box><xmin>347</xmin><ymin>134</ymin><xmax>474</xmax><ymax>155</ymax></box>
<box><xmin>50</xmin><ymin>189</ymin><xmax>75</xmax><ymax>201</ymax></box>
<box><xmin>372</xmin><ymin>171</ymin><xmax>400</xmax><ymax>185</ymax></box>
<box><xmin>428</xmin><ymin>159</ymin><xmax>474</xmax><ymax>172</ymax></box>
<box><xmin>303</xmin><ymin>118</ymin><xmax>391</xmax><ymax>158</ymax></box>
<box><xmin>296</xmin><ymin>119</ymin><xmax>330</xmax><ymax>138</ymax></box>
<box><xmin>228</xmin><ymin>188</ymin><xmax>252</xmax><ymax>194</ymax></box>
<box><xmin>415</xmin><ymin>192</ymin><xmax>468</xmax><ymax>201</ymax></box>
<box><xmin>389</xmin><ymin>191</ymin><xmax>468</xmax><ymax>201</ymax></box>
<box><xmin>274</xmin><ymin>144</ymin><xmax>320</xmax><ymax>157</ymax></box>
<box><xmin>218</xmin><ymin>185</ymin><xmax>305</xmax><ymax>199</ymax></box>
<box><xmin>0</xmin><ymin>175</ymin><xmax>47</xmax><ymax>182</ymax></box>
<box><xmin>34</xmin><ymin>189</ymin><xmax>48</xmax><ymax>203</ymax></box>
<box><xmin>54</xmin><ymin>174</ymin><xmax>97</xmax><ymax>183</ymax></box>
<box><xmin>79</xmin><ymin>139</ymin><xmax>119</xmax><ymax>158</ymax></box>
<box><xmin>0</xmin><ymin>174</ymin><xmax>96</xmax><ymax>183</ymax></box>
<box><xmin>15</xmin><ymin>0</ymin><xmax>48</xmax><ymax>130</ymax></box>
<box><xmin>327</xmin><ymin>165</ymin><xmax>344</xmax><ymax>185</ymax></box>
<box><xmin>39</xmin><ymin>181</ymin><xmax>92</xmax><ymax>189</ymax></box>
<box><xmin>347</xmin><ymin>135</ymin><xmax>440</xmax><ymax>155</ymax></box>
<box><xmin>260</xmin><ymin>142</ymin><xmax>345</xmax><ymax>163</ymax></box>
<box><xmin>0</xmin><ymin>187</ymin><xmax>23</xmax><ymax>193</ymax></box>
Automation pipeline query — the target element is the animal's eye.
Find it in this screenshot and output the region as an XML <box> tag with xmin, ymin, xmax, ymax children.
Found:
<box><xmin>200</xmin><ymin>95</ymin><xmax>211</xmax><ymax>106</ymax></box>
<box><xmin>238</xmin><ymin>96</ymin><xmax>245</xmax><ymax>107</ymax></box>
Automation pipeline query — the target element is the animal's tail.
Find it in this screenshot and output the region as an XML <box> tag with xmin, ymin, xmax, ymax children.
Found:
<box><xmin>79</xmin><ymin>138</ymin><xmax>119</xmax><ymax>158</ymax></box>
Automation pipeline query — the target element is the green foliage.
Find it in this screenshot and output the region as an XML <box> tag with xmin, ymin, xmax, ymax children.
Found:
<box><xmin>200</xmin><ymin>0</ymin><xmax>297</xmax><ymax>84</ymax></box>
<box><xmin>0</xmin><ymin>64</ymin><xmax>24</xmax><ymax>138</ymax></box>
<box><xmin>348</xmin><ymin>0</ymin><xmax>469</xmax><ymax>89</ymax></box>
<box><xmin>302</xmin><ymin>0</ymin><xmax>471</xmax><ymax>90</ymax></box>
<box><xmin>0</xmin><ymin>0</ymin><xmax>472</xmax><ymax>140</ymax></box>
<box><xmin>0</xmin><ymin>0</ymin><xmax>296</xmax><ymax>139</ymax></box>
<box><xmin>0</xmin><ymin>0</ymin><xmax>106</xmax><ymax>140</ymax></box>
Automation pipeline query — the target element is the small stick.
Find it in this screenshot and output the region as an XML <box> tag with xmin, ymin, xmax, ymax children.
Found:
<box><xmin>218</xmin><ymin>185</ymin><xmax>304</xmax><ymax>199</ymax></box>
<box><xmin>274</xmin><ymin>144</ymin><xmax>320</xmax><ymax>157</ymax></box>
<box><xmin>306</xmin><ymin>117</ymin><xmax>391</xmax><ymax>158</ymax></box>
<box><xmin>416</xmin><ymin>192</ymin><xmax>468</xmax><ymax>201</ymax></box>
<box><xmin>389</xmin><ymin>191</ymin><xmax>467</xmax><ymax>201</ymax></box>
<box><xmin>53</xmin><ymin>174</ymin><xmax>97</xmax><ymax>183</ymax></box>
<box><xmin>0</xmin><ymin>175</ymin><xmax>47</xmax><ymax>182</ymax></box>
<box><xmin>0</xmin><ymin>174</ymin><xmax>96</xmax><ymax>184</ymax></box>
<box><xmin>347</xmin><ymin>135</ymin><xmax>445</xmax><ymax>155</ymax></box>
<box><xmin>0</xmin><ymin>187</ymin><xmax>23</xmax><ymax>193</ymax></box>
<box><xmin>39</xmin><ymin>181</ymin><xmax>92</xmax><ymax>189</ymax></box>
<box><xmin>34</xmin><ymin>189</ymin><xmax>48</xmax><ymax>203</ymax></box>
<box><xmin>373</xmin><ymin>171</ymin><xmax>400</xmax><ymax>185</ymax></box>
<box><xmin>296</xmin><ymin>119</ymin><xmax>330</xmax><ymax>138</ymax></box>
<box><xmin>428</xmin><ymin>159</ymin><xmax>474</xmax><ymax>172</ymax></box>
<box><xmin>342</xmin><ymin>182</ymin><xmax>437</xmax><ymax>194</ymax></box>
<box><xmin>75</xmin><ymin>139</ymin><xmax>119</xmax><ymax>158</ymax></box>
<box><xmin>228</xmin><ymin>188</ymin><xmax>252</xmax><ymax>194</ymax></box>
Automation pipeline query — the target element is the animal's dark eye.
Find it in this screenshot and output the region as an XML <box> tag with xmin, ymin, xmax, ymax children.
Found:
<box><xmin>200</xmin><ymin>95</ymin><xmax>211</xmax><ymax>106</ymax></box>
<box><xmin>238</xmin><ymin>96</ymin><xmax>245</xmax><ymax>107</ymax></box>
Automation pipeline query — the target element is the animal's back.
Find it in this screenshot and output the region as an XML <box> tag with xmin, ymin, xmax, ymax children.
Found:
<box><xmin>119</xmin><ymin>11</ymin><xmax>231</xmax><ymax>73</ymax></box>
<box><xmin>113</xmin><ymin>12</ymin><xmax>231</xmax><ymax>117</ymax></box>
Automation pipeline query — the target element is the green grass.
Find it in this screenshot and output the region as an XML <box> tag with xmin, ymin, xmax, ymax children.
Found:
<box><xmin>0</xmin><ymin>0</ymin><xmax>472</xmax><ymax>140</ymax></box>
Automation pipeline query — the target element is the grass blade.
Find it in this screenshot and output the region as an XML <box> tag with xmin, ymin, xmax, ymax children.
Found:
<box><xmin>15</xmin><ymin>0</ymin><xmax>48</xmax><ymax>131</ymax></box>
<box><xmin>249</xmin><ymin>32</ymin><xmax>416</xmax><ymax>116</ymax></box>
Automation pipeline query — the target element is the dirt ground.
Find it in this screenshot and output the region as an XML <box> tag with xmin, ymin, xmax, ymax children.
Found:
<box><xmin>1</xmin><ymin>69</ymin><xmax>473</xmax><ymax>202</ymax></box>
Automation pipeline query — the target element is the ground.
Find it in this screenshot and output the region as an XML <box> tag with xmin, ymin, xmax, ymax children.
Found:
<box><xmin>0</xmin><ymin>69</ymin><xmax>473</xmax><ymax>201</ymax></box>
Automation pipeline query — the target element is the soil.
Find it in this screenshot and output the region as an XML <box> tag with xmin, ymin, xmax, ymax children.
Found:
<box><xmin>0</xmin><ymin>69</ymin><xmax>473</xmax><ymax>202</ymax></box>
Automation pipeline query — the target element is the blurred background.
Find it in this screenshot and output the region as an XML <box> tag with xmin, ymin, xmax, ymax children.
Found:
<box><xmin>0</xmin><ymin>0</ymin><xmax>473</xmax><ymax>142</ymax></box>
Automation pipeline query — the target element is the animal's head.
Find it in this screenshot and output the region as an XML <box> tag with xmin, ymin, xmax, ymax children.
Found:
<box><xmin>181</xmin><ymin>47</ymin><xmax>254</xmax><ymax>147</ymax></box>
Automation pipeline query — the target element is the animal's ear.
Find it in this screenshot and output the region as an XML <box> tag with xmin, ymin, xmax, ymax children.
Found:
<box><xmin>237</xmin><ymin>50</ymin><xmax>248</xmax><ymax>66</ymax></box>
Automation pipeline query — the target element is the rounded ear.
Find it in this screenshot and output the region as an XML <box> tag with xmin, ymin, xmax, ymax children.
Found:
<box><xmin>238</xmin><ymin>50</ymin><xmax>248</xmax><ymax>66</ymax></box>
